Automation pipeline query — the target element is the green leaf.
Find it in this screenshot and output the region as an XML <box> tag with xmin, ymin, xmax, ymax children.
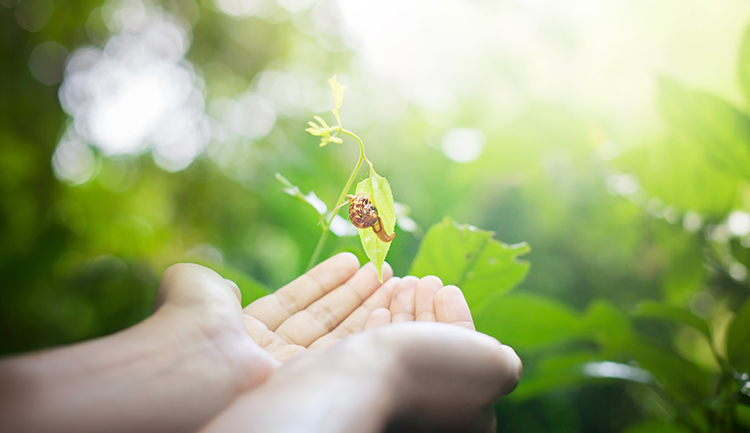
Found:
<box><xmin>627</xmin><ymin>340</ymin><xmax>712</xmax><ymax>404</ymax></box>
<box><xmin>622</xmin><ymin>421</ymin><xmax>691</xmax><ymax>433</ymax></box>
<box><xmin>354</xmin><ymin>166</ymin><xmax>396</xmax><ymax>282</ymax></box>
<box><xmin>583</xmin><ymin>299</ymin><xmax>634</xmax><ymax>353</ymax></box>
<box><xmin>328</xmin><ymin>75</ymin><xmax>346</xmax><ymax>126</ymax></box>
<box><xmin>727</xmin><ymin>297</ymin><xmax>750</xmax><ymax>373</ymax></box>
<box><xmin>409</xmin><ymin>216</ymin><xmax>530</xmax><ymax>311</ymax></box>
<box><xmin>634</xmin><ymin>301</ymin><xmax>712</xmax><ymax>342</ymax></box>
<box><xmin>475</xmin><ymin>293</ymin><xmax>584</xmax><ymax>350</ymax></box>
<box><xmin>275</xmin><ymin>172</ymin><xmax>327</xmax><ymax>215</ymax></box>
<box><xmin>658</xmin><ymin>78</ymin><xmax>750</xmax><ymax>181</ymax></box>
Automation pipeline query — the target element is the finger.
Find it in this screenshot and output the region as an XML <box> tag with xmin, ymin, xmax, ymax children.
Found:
<box><xmin>414</xmin><ymin>276</ymin><xmax>442</xmax><ymax>322</ymax></box>
<box><xmin>390</xmin><ymin>276</ymin><xmax>418</xmax><ymax>323</ymax></box>
<box><xmin>154</xmin><ymin>263</ymin><xmax>242</xmax><ymax>318</ymax></box>
<box><xmin>274</xmin><ymin>261</ymin><xmax>393</xmax><ymax>348</ymax></box>
<box><xmin>365</xmin><ymin>307</ymin><xmax>392</xmax><ymax>329</ymax></box>
<box><xmin>435</xmin><ymin>286</ymin><xmax>475</xmax><ymax>330</ymax></box>
<box><xmin>243</xmin><ymin>253</ymin><xmax>359</xmax><ymax>331</ymax></box>
<box><xmin>225</xmin><ymin>279</ymin><xmax>242</xmax><ymax>304</ymax></box>
<box><xmin>308</xmin><ymin>277</ymin><xmax>399</xmax><ymax>350</ymax></box>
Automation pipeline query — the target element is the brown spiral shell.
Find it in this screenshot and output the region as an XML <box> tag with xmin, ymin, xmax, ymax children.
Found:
<box><xmin>346</xmin><ymin>194</ymin><xmax>395</xmax><ymax>243</ymax></box>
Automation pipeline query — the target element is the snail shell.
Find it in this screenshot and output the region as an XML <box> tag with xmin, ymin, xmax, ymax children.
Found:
<box><xmin>346</xmin><ymin>194</ymin><xmax>395</xmax><ymax>243</ymax></box>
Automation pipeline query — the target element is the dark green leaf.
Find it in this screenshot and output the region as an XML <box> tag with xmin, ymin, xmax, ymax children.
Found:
<box><xmin>727</xmin><ymin>297</ymin><xmax>750</xmax><ymax>373</ymax></box>
<box><xmin>627</xmin><ymin>340</ymin><xmax>712</xmax><ymax>404</ymax></box>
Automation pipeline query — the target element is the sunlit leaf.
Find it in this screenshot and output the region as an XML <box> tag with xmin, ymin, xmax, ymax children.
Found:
<box><xmin>275</xmin><ymin>172</ymin><xmax>327</xmax><ymax>215</ymax></box>
<box><xmin>328</xmin><ymin>75</ymin><xmax>346</xmax><ymax>126</ymax></box>
<box><xmin>726</xmin><ymin>297</ymin><xmax>750</xmax><ymax>373</ymax></box>
<box><xmin>634</xmin><ymin>300</ymin><xmax>712</xmax><ymax>342</ymax></box>
<box><xmin>409</xmin><ymin>216</ymin><xmax>530</xmax><ymax>311</ymax></box>
<box><xmin>475</xmin><ymin>293</ymin><xmax>584</xmax><ymax>350</ymax></box>
<box><xmin>658</xmin><ymin>78</ymin><xmax>750</xmax><ymax>181</ymax></box>
<box><xmin>354</xmin><ymin>166</ymin><xmax>396</xmax><ymax>282</ymax></box>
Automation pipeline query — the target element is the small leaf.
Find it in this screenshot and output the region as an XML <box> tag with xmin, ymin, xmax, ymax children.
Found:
<box><xmin>354</xmin><ymin>166</ymin><xmax>396</xmax><ymax>282</ymax></box>
<box><xmin>275</xmin><ymin>173</ymin><xmax>327</xmax><ymax>215</ymax></box>
<box><xmin>328</xmin><ymin>75</ymin><xmax>346</xmax><ymax>126</ymax></box>
<box><xmin>634</xmin><ymin>301</ymin><xmax>712</xmax><ymax>342</ymax></box>
<box><xmin>474</xmin><ymin>293</ymin><xmax>584</xmax><ymax>350</ymax></box>
<box><xmin>727</xmin><ymin>297</ymin><xmax>750</xmax><ymax>373</ymax></box>
<box><xmin>409</xmin><ymin>216</ymin><xmax>530</xmax><ymax>311</ymax></box>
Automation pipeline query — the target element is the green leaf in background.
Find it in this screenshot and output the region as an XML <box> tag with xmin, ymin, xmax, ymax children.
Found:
<box><xmin>409</xmin><ymin>216</ymin><xmax>530</xmax><ymax>311</ymax></box>
<box><xmin>627</xmin><ymin>340</ymin><xmax>712</xmax><ymax>404</ymax></box>
<box><xmin>658</xmin><ymin>78</ymin><xmax>750</xmax><ymax>181</ymax></box>
<box><xmin>354</xmin><ymin>166</ymin><xmax>396</xmax><ymax>282</ymax></box>
<box><xmin>622</xmin><ymin>421</ymin><xmax>692</xmax><ymax>433</ymax></box>
<box><xmin>726</xmin><ymin>297</ymin><xmax>750</xmax><ymax>373</ymax></box>
<box><xmin>634</xmin><ymin>301</ymin><xmax>712</xmax><ymax>342</ymax></box>
<box><xmin>583</xmin><ymin>299</ymin><xmax>634</xmax><ymax>353</ymax></box>
<box><xmin>475</xmin><ymin>293</ymin><xmax>583</xmax><ymax>350</ymax></box>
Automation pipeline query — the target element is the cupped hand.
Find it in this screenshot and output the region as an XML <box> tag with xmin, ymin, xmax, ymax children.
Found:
<box><xmin>241</xmin><ymin>253</ymin><xmax>480</xmax><ymax>363</ymax></box>
<box><xmin>242</xmin><ymin>253</ymin><xmax>398</xmax><ymax>362</ymax></box>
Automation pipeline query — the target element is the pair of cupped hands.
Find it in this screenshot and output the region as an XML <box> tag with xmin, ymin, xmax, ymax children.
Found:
<box><xmin>156</xmin><ymin>252</ymin><xmax>522</xmax><ymax>432</ymax></box>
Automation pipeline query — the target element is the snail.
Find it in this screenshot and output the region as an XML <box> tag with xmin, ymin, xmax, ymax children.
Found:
<box><xmin>325</xmin><ymin>194</ymin><xmax>395</xmax><ymax>243</ymax></box>
<box><xmin>345</xmin><ymin>194</ymin><xmax>395</xmax><ymax>243</ymax></box>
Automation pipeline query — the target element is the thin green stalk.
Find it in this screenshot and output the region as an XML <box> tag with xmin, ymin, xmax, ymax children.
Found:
<box><xmin>306</xmin><ymin>128</ymin><xmax>372</xmax><ymax>270</ymax></box>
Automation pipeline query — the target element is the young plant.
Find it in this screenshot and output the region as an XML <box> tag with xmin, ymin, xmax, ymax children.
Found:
<box><xmin>303</xmin><ymin>76</ymin><xmax>396</xmax><ymax>282</ymax></box>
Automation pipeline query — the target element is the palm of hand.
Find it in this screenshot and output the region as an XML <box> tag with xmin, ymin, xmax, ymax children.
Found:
<box><xmin>243</xmin><ymin>253</ymin><xmax>475</xmax><ymax>362</ymax></box>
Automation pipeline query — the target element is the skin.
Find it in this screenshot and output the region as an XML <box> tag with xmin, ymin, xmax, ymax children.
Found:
<box><xmin>0</xmin><ymin>253</ymin><xmax>522</xmax><ymax>433</ymax></box>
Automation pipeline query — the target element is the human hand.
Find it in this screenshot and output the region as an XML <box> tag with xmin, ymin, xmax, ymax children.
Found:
<box><xmin>242</xmin><ymin>253</ymin><xmax>480</xmax><ymax>363</ymax></box>
<box><xmin>201</xmin><ymin>321</ymin><xmax>521</xmax><ymax>433</ymax></box>
<box><xmin>242</xmin><ymin>252</ymin><xmax>397</xmax><ymax>362</ymax></box>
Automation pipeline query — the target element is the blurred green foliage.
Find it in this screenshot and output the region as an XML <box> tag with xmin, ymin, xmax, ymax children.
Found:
<box><xmin>2</xmin><ymin>0</ymin><xmax>750</xmax><ymax>432</ymax></box>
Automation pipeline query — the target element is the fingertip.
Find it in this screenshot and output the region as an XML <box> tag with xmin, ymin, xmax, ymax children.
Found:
<box><xmin>496</xmin><ymin>344</ymin><xmax>523</xmax><ymax>396</ymax></box>
<box><xmin>330</xmin><ymin>252</ymin><xmax>360</xmax><ymax>273</ymax></box>
<box><xmin>224</xmin><ymin>278</ymin><xmax>242</xmax><ymax>304</ymax></box>
<box><xmin>435</xmin><ymin>285</ymin><xmax>475</xmax><ymax>330</ymax></box>
<box><xmin>419</xmin><ymin>275</ymin><xmax>443</xmax><ymax>287</ymax></box>
<box><xmin>365</xmin><ymin>307</ymin><xmax>391</xmax><ymax>329</ymax></box>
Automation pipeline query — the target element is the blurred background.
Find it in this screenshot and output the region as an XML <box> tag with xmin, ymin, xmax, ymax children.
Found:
<box><xmin>3</xmin><ymin>0</ymin><xmax>750</xmax><ymax>431</ymax></box>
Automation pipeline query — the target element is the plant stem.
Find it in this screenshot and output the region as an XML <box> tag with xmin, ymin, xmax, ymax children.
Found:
<box><xmin>306</xmin><ymin>128</ymin><xmax>372</xmax><ymax>270</ymax></box>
